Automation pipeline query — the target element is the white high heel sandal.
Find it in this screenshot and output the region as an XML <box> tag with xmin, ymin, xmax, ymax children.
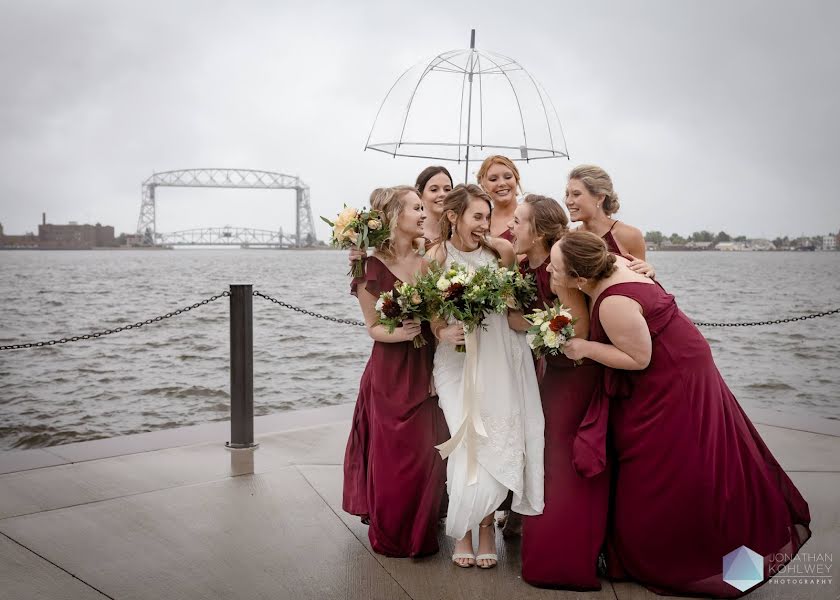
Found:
<box><xmin>451</xmin><ymin>552</ymin><xmax>476</xmax><ymax>568</ymax></box>
<box><xmin>476</xmin><ymin>522</ymin><xmax>498</xmax><ymax>569</ymax></box>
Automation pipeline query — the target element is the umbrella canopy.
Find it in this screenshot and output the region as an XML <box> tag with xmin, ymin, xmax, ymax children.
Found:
<box><xmin>365</xmin><ymin>30</ymin><xmax>569</xmax><ymax>181</ymax></box>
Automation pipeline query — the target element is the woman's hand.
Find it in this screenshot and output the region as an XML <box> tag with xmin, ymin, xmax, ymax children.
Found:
<box><xmin>395</xmin><ymin>319</ymin><xmax>423</xmax><ymax>343</ymax></box>
<box><xmin>626</xmin><ymin>254</ymin><xmax>656</xmax><ymax>278</ymax></box>
<box><xmin>436</xmin><ymin>322</ymin><xmax>465</xmax><ymax>346</ymax></box>
<box><xmin>562</xmin><ymin>337</ymin><xmax>589</xmax><ymax>361</ymax></box>
<box><xmin>348</xmin><ymin>247</ymin><xmax>366</xmax><ymax>266</ymax></box>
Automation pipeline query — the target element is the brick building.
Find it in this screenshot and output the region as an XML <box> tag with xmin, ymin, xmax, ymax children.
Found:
<box><xmin>37</xmin><ymin>213</ymin><xmax>116</xmax><ymax>249</ymax></box>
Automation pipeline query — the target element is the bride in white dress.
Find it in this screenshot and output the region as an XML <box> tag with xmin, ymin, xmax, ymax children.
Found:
<box><xmin>428</xmin><ymin>184</ymin><xmax>544</xmax><ymax>569</ymax></box>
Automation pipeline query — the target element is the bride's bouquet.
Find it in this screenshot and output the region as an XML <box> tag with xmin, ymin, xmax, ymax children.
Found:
<box><xmin>524</xmin><ymin>301</ymin><xmax>581</xmax><ymax>363</ymax></box>
<box><xmin>320</xmin><ymin>206</ymin><xmax>389</xmax><ymax>278</ymax></box>
<box><xmin>422</xmin><ymin>262</ymin><xmax>508</xmax><ymax>352</ymax></box>
<box><xmin>375</xmin><ymin>281</ymin><xmax>431</xmax><ymax>348</ymax></box>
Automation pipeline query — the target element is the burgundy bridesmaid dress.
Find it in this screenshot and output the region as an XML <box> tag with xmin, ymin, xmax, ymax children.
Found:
<box><xmin>518</xmin><ymin>257</ymin><xmax>610</xmax><ymax>590</ymax></box>
<box><xmin>588</xmin><ymin>281</ymin><xmax>810</xmax><ymax>597</ymax></box>
<box><xmin>498</xmin><ymin>228</ymin><xmax>514</xmax><ymax>242</ymax></box>
<box><xmin>342</xmin><ymin>257</ymin><xmax>447</xmax><ymax>557</ymax></box>
<box><xmin>602</xmin><ymin>221</ymin><xmax>626</xmax><ymax>257</ymax></box>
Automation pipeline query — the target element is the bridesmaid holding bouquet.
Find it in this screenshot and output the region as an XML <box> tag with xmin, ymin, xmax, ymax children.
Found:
<box><xmin>553</xmin><ymin>231</ymin><xmax>811</xmax><ymax>597</ymax></box>
<box><xmin>342</xmin><ymin>185</ymin><xmax>446</xmax><ymax>557</ymax></box>
<box><xmin>507</xmin><ymin>195</ymin><xmax>609</xmax><ymax>590</ymax></box>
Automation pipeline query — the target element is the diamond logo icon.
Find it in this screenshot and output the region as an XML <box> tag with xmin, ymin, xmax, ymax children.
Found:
<box><xmin>723</xmin><ymin>545</ymin><xmax>764</xmax><ymax>592</ymax></box>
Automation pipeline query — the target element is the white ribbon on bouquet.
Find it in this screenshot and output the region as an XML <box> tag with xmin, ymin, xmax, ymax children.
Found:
<box><xmin>434</xmin><ymin>326</ymin><xmax>487</xmax><ymax>485</ymax></box>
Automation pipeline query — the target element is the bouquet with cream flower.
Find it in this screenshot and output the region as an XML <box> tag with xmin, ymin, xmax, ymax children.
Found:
<box><xmin>421</xmin><ymin>262</ymin><xmax>507</xmax><ymax>352</ymax></box>
<box><xmin>320</xmin><ymin>206</ymin><xmax>389</xmax><ymax>278</ymax></box>
<box><xmin>524</xmin><ymin>301</ymin><xmax>580</xmax><ymax>363</ymax></box>
<box><xmin>375</xmin><ymin>281</ymin><xmax>431</xmax><ymax>348</ymax></box>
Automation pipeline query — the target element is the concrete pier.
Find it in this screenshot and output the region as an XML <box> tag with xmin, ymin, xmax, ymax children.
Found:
<box><xmin>1</xmin><ymin>404</ymin><xmax>837</xmax><ymax>599</ymax></box>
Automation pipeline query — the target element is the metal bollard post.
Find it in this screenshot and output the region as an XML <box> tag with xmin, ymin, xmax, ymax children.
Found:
<box><xmin>226</xmin><ymin>284</ymin><xmax>258</xmax><ymax>449</ymax></box>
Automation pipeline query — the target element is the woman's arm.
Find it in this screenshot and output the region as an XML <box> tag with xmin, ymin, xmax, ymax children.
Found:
<box><xmin>488</xmin><ymin>237</ymin><xmax>516</xmax><ymax>268</ymax></box>
<box><xmin>357</xmin><ymin>285</ymin><xmax>421</xmax><ymax>343</ymax></box>
<box><xmin>562</xmin><ymin>295</ymin><xmax>651</xmax><ymax>369</ymax></box>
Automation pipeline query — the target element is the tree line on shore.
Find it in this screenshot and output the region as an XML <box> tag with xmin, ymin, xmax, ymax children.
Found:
<box><xmin>643</xmin><ymin>230</ymin><xmax>837</xmax><ymax>249</ymax></box>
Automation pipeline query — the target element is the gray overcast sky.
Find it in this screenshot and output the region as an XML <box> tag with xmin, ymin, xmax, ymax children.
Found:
<box><xmin>1</xmin><ymin>0</ymin><xmax>838</xmax><ymax>240</ymax></box>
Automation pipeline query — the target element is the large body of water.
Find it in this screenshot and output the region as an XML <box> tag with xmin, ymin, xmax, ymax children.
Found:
<box><xmin>0</xmin><ymin>249</ymin><xmax>838</xmax><ymax>450</ymax></box>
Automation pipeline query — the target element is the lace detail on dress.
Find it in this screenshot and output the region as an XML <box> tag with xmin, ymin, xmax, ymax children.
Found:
<box><xmin>443</xmin><ymin>241</ymin><xmax>497</xmax><ymax>270</ymax></box>
<box><xmin>477</xmin><ymin>413</ymin><xmax>525</xmax><ymax>492</ymax></box>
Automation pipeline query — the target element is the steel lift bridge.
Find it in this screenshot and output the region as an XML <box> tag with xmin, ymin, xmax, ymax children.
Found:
<box><xmin>135</xmin><ymin>169</ymin><xmax>318</xmax><ymax>247</ymax></box>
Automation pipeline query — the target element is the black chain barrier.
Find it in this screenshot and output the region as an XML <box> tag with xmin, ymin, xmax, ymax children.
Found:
<box><xmin>252</xmin><ymin>291</ymin><xmax>366</xmax><ymax>327</ymax></box>
<box><xmin>1</xmin><ymin>289</ymin><xmax>838</xmax><ymax>351</ymax></box>
<box><xmin>0</xmin><ymin>292</ymin><xmax>231</xmax><ymax>351</ymax></box>
<box><xmin>693</xmin><ymin>307</ymin><xmax>840</xmax><ymax>327</ymax></box>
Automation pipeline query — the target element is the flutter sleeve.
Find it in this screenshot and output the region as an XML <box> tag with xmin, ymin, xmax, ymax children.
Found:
<box><xmin>350</xmin><ymin>256</ymin><xmax>387</xmax><ymax>298</ymax></box>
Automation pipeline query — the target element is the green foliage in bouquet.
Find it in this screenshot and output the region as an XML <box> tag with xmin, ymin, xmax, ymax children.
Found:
<box><xmin>375</xmin><ymin>281</ymin><xmax>432</xmax><ymax>348</ymax></box>
<box><xmin>320</xmin><ymin>205</ymin><xmax>390</xmax><ymax>277</ymax></box>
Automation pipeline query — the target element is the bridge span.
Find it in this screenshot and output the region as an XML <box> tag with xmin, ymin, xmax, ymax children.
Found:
<box><xmin>136</xmin><ymin>168</ymin><xmax>318</xmax><ymax>247</ymax></box>
<box><xmin>157</xmin><ymin>227</ymin><xmax>297</xmax><ymax>247</ymax></box>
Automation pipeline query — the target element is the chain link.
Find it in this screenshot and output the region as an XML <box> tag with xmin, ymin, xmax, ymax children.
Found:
<box><xmin>0</xmin><ymin>292</ymin><xmax>231</xmax><ymax>351</ymax></box>
<box><xmin>252</xmin><ymin>291</ymin><xmax>366</xmax><ymax>326</ymax></box>
<box><xmin>693</xmin><ymin>307</ymin><xmax>840</xmax><ymax>327</ymax></box>
<box><xmin>2</xmin><ymin>289</ymin><xmax>837</xmax><ymax>351</ymax></box>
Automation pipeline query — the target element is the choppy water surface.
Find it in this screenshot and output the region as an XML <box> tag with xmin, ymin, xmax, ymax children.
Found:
<box><xmin>0</xmin><ymin>249</ymin><xmax>838</xmax><ymax>450</ymax></box>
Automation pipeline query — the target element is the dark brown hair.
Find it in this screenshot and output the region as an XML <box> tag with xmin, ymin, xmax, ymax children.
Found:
<box><xmin>438</xmin><ymin>184</ymin><xmax>500</xmax><ymax>259</ymax></box>
<box><xmin>415</xmin><ymin>165</ymin><xmax>453</xmax><ymax>195</ymax></box>
<box><xmin>558</xmin><ymin>230</ymin><xmax>617</xmax><ymax>281</ymax></box>
<box><xmin>522</xmin><ymin>194</ymin><xmax>568</xmax><ymax>252</ymax></box>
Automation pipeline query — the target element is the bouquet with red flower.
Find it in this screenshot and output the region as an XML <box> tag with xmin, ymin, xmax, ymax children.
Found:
<box><xmin>422</xmin><ymin>262</ymin><xmax>506</xmax><ymax>352</ymax></box>
<box><xmin>524</xmin><ymin>301</ymin><xmax>580</xmax><ymax>363</ymax></box>
<box><xmin>375</xmin><ymin>281</ymin><xmax>431</xmax><ymax>348</ymax></box>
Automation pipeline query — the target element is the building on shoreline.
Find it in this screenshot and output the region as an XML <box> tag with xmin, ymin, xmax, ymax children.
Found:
<box><xmin>0</xmin><ymin>222</ymin><xmax>38</xmax><ymax>248</ymax></box>
<box><xmin>1</xmin><ymin>214</ymin><xmax>117</xmax><ymax>249</ymax></box>
<box><xmin>823</xmin><ymin>233</ymin><xmax>837</xmax><ymax>251</ymax></box>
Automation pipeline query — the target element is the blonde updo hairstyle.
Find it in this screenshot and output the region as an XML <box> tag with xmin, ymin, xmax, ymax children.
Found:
<box><xmin>439</xmin><ymin>184</ymin><xmax>500</xmax><ymax>259</ymax></box>
<box><xmin>557</xmin><ymin>230</ymin><xmax>617</xmax><ymax>282</ymax></box>
<box><xmin>522</xmin><ymin>194</ymin><xmax>569</xmax><ymax>252</ymax></box>
<box><xmin>568</xmin><ymin>164</ymin><xmax>620</xmax><ymax>216</ymax></box>
<box><xmin>369</xmin><ymin>185</ymin><xmax>420</xmax><ymax>260</ymax></box>
<box><xmin>476</xmin><ymin>155</ymin><xmax>522</xmax><ymax>195</ymax></box>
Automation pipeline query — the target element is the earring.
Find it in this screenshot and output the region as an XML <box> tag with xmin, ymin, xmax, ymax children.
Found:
<box><xmin>577</xmin><ymin>283</ymin><xmax>582</xmax><ymax>291</ymax></box>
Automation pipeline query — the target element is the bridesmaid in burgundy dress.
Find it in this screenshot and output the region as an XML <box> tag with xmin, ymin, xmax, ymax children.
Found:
<box><xmin>342</xmin><ymin>185</ymin><xmax>446</xmax><ymax>557</ymax></box>
<box><xmin>477</xmin><ymin>155</ymin><xmax>521</xmax><ymax>243</ymax></box>
<box><xmin>506</xmin><ymin>196</ymin><xmax>609</xmax><ymax>590</ymax></box>
<box><xmin>564</xmin><ymin>164</ymin><xmax>654</xmax><ymax>276</ymax></box>
<box><xmin>415</xmin><ymin>165</ymin><xmax>453</xmax><ymax>246</ymax></box>
<box><xmin>349</xmin><ymin>166</ymin><xmax>454</xmax><ymax>518</ymax></box>
<box><xmin>552</xmin><ymin>231</ymin><xmax>811</xmax><ymax>597</ymax></box>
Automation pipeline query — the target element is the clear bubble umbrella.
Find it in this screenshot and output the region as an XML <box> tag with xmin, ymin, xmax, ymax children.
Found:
<box><xmin>365</xmin><ymin>30</ymin><xmax>569</xmax><ymax>182</ymax></box>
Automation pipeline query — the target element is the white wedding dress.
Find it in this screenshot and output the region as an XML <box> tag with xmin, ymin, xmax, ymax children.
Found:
<box><xmin>434</xmin><ymin>241</ymin><xmax>545</xmax><ymax>540</ymax></box>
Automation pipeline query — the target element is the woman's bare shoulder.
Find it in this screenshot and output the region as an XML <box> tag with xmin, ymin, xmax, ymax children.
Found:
<box><xmin>614</xmin><ymin>222</ymin><xmax>644</xmax><ymax>244</ymax></box>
